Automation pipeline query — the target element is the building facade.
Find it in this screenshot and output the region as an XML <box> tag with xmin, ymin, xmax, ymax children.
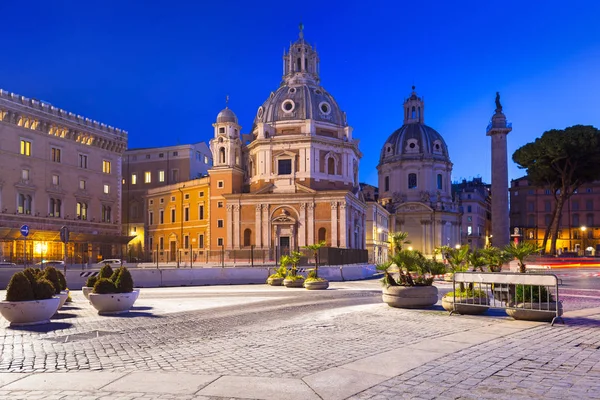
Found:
<box><xmin>365</xmin><ymin>201</ymin><xmax>390</xmax><ymax>264</ymax></box>
<box><xmin>452</xmin><ymin>178</ymin><xmax>491</xmax><ymax>249</ymax></box>
<box><xmin>0</xmin><ymin>88</ymin><xmax>128</xmax><ymax>264</ymax></box>
<box><xmin>510</xmin><ymin>176</ymin><xmax>600</xmax><ymax>255</ymax></box>
<box><xmin>122</xmin><ymin>143</ymin><xmax>212</xmax><ymax>260</ymax></box>
<box><xmin>377</xmin><ymin>87</ymin><xmax>461</xmax><ymax>256</ymax></box>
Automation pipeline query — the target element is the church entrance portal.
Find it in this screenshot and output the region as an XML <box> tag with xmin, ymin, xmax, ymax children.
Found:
<box><xmin>279</xmin><ymin>236</ymin><xmax>290</xmax><ymax>255</ymax></box>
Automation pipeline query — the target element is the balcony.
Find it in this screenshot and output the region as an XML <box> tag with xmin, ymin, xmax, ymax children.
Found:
<box><xmin>486</xmin><ymin>121</ymin><xmax>512</xmax><ymax>133</ymax></box>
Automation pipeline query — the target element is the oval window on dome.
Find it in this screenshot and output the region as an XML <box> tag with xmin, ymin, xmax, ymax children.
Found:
<box><xmin>409</xmin><ymin>143</ymin><xmax>416</xmax><ymax>149</ymax></box>
<box><xmin>282</xmin><ymin>100</ymin><xmax>295</xmax><ymax>113</ymax></box>
<box><xmin>319</xmin><ymin>101</ymin><xmax>331</xmax><ymax>115</ymax></box>
<box><xmin>315</xmin><ymin>89</ymin><xmax>322</xmax><ymax>95</ymax></box>
<box><xmin>288</xmin><ymin>87</ymin><xmax>296</xmax><ymax>94</ymax></box>
<box><xmin>257</xmin><ymin>106</ymin><xmax>264</xmax><ymax>119</ymax></box>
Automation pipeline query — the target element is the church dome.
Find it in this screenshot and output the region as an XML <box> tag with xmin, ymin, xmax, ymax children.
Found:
<box><xmin>216</xmin><ymin>107</ymin><xmax>238</xmax><ymax>124</ymax></box>
<box><xmin>379</xmin><ymin>87</ymin><xmax>450</xmax><ymax>166</ymax></box>
<box><xmin>254</xmin><ymin>84</ymin><xmax>347</xmax><ymax>127</ymax></box>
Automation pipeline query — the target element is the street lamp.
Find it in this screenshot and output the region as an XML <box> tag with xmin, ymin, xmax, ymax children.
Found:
<box><xmin>455</xmin><ymin>244</ymin><xmax>461</xmax><ymax>249</ymax></box>
<box><xmin>581</xmin><ymin>226</ymin><xmax>587</xmax><ymax>256</ymax></box>
<box><xmin>376</xmin><ymin>228</ymin><xmax>383</xmax><ymax>264</ymax></box>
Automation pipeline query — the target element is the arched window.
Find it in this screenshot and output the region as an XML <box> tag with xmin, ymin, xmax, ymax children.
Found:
<box><xmin>437</xmin><ymin>174</ymin><xmax>443</xmax><ymax>190</ymax></box>
<box><xmin>328</xmin><ymin>157</ymin><xmax>335</xmax><ymax>175</ymax></box>
<box><xmin>418</xmin><ymin>107</ymin><xmax>421</xmax><ymax>119</ymax></box>
<box><xmin>318</xmin><ymin>227</ymin><xmax>327</xmax><ymax>243</ymax></box>
<box><xmin>411</xmin><ymin>106</ymin><xmax>416</xmax><ymax>119</ymax></box>
<box><xmin>297</xmin><ymin>57</ymin><xmax>301</xmax><ymax>71</ymax></box>
<box><xmin>235</xmin><ymin>150</ymin><xmax>240</xmax><ymax>166</ymax></box>
<box><xmin>384</xmin><ymin>176</ymin><xmax>390</xmax><ymax>191</ymax></box>
<box><xmin>408</xmin><ymin>173</ymin><xmax>417</xmax><ymax>189</ymax></box>
<box><xmin>244</xmin><ymin>229</ymin><xmax>252</xmax><ymax>247</ymax></box>
<box><xmin>219</xmin><ymin>147</ymin><xmax>225</xmax><ymax>164</ymax></box>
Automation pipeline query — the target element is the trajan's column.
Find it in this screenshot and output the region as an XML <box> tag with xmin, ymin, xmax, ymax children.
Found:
<box><xmin>487</xmin><ymin>92</ymin><xmax>512</xmax><ymax>248</ymax></box>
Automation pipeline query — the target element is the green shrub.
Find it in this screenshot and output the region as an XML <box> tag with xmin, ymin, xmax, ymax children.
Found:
<box><xmin>86</xmin><ymin>276</ymin><xmax>98</xmax><ymax>288</ymax></box>
<box><xmin>33</xmin><ymin>278</ymin><xmax>56</xmax><ymax>300</ymax></box>
<box><xmin>57</xmin><ymin>270</ymin><xmax>67</xmax><ymax>291</ymax></box>
<box><xmin>305</xmin><ymin>277</ymin><xmax>327</xmax><ymax>283</ymax></box>
<box><xmin>114</xmin><ymin>267</ymin><xmax>134</xmax><ymax>293</ymax></box>
<box><xmin>267</xmin><ymin>273</ymin><xmax>283</xmax><ymax>279</ymax></box>
<box><xmin>285</xmin><ymin>274</ymin><xmax>304</xmax><ymax>281</ymax></box>
<box><xmin>43</xmin><ymin>267</ymin><xmax>62</xmax><ymax>294</ymax></box>
<box><xmin>5</xmin><ymin>272</ymin><xmax>35</xmax><ymax>301</ymax></box>
<box><xmin>444</xmin><ymin>289</ymin><xmax>488</xmax><ymax>299</ymax></box>
<box><xmin>98</xmin><ymin>264</ymin><xmax>114</xmax><ymax>279</ymax></box>
<box><xmin>515</xmin><ymin>285</ymin><xmax>554</xmax><ymax>303</ymax></box>
<box><xmin>23</xmin><ymin>267</ymin><xmax>41</xmax><ymax>286</ymax></box>
<box><xmin>93</xmin><ymin>278</ymin><xmax>117</xmax><ymax>294</ymax></box>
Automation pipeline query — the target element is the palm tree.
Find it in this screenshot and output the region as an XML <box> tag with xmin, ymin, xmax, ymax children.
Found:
<box><xmin>481</xmin><ymin>247</ymin><xmax>512</xmax><ymax>272</ymax></box>
<box><xmin>389</xmin><ymin>232</ymin><xmax>411</xmax><ymax>255</ymax></box>
<box><xmin>304</xmin><ymin>240</ymin><xmax>326</xmax><ymax>278</ymax></box>
<box><xmin>468</xmin><ymin>249</ymin><xmax>487</xmax><ymax>272</ymax></box>
<box><xmin>504</xmin><ymin>242</ymin><xmax>543</xmax><ymax>273</ymax></box>
<box><xmin>445</xmin><ymin>245</ymin><xmax>470</xmax><ymax>273</ymax></box>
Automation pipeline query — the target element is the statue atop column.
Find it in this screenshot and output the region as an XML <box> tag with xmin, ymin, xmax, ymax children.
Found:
<box><xmin>495</xmin><ymin>92</ymin><xmax>502</xmax><ymax>112</ymax></box>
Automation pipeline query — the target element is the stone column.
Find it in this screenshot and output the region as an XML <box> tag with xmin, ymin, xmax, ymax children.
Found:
<box><xmin>262</xmin><ymin>204</ymin><xmax>269</xmax><ymax>248</ymax></box>
<box><xmin>255</xmin><ymin>205</ymin><xmax>262</xmax><ymax>248</ymax></box>
<box><xmin>421</xmin><ymin>220</ymin><xmax>428</xmax><ymax>255</ymax></box>
<box><xmin>233</xmin><ymin>205</ymin><xmax>240</xmax><ymax>249</ymax></box>
<box><xmin>307</xmin><ymin>203</ymin><xmax>315</xmax><ymax>244</ymax></box>
<box><xmin>339</xmin><ymin>203</ymin><xmax>347</xmax><ymax>248</ymax></box>
<box><xmin>299</xmin><ymin>203</ymin><xmax>306</xmax><ymax>247</ymax></box>
<box><xmin>226</xmin><ymin>205</ymin><xmax>233</xmax><ymax>249</ymax></box>
<box><xmin>330</xmin><ymin>202</ymin><xmax>338</xmax><ymax>247</ymax></box>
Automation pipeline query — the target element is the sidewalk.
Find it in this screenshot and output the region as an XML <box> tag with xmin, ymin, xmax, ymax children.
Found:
<box><xmin>0</xmin><ymin>285</ymin><xmax>599</xmax><ymax>399</ymax></box>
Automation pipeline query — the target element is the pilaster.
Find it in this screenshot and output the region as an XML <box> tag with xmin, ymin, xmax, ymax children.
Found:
<box><xmin>226</xmin><ymin>204</ymin><xmax>233</xmax><ymax>249</ymax></box>
<box><xmin>307</xmin><ymin>203</ymin><xmax>315</xmax><ymax>244</ymax></box>
<box><xmin>255</xmin><ymin>204</ymin><xmax>262</xmax><ymax>248</ymax></box>
<box><xmin>339</xmin><ymin>203</ymin><xmax>347</xmax><ymax>248</ymax></box>
<box><xmin>299</xmin><ymin>203</ymin><xmax>306</xmax><ymax>247</ymax></box>
<box><xmin>262</xmin><ymin>204</ymin><xmax>269</xmax><ymax>248</ymax></box>
<box><xmin>331</xmin><ymin>201</ymin><xmax>338</xmax><ymax>247</ymax></box>
<box><xmin>233</xmin><ymin>204</ymin><xmax>240</xmax><ymax>249</ymax></box>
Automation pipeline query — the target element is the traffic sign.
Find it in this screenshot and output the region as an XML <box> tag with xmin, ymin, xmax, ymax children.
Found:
<box><xmin>20</xmin><ymin>225</ymin><xmax>29</xmax><ymax>237</ymax></box>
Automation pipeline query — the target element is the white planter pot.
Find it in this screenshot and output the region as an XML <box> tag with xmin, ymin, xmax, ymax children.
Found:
<box><xmin>304</xmin><ymin>280</ymin><xmax>329</xmax><ymax>290</ymax></box>
<box><xmin>57</xmin><ymin>291</ymin><xmax>69</xmax><ymax>309</ymax></box>
<box><xmin>82</xmin><ymin>287</ymin><xmax>93</xmax><ymax>300</ymax></box>
<box><xmin>283</xmin><ymin>278</ymin><xmax>305</xmax><ymax>288</ymax></box>
<box><xmin>382</xmin><ymin>285</ymin><xmax>439</xmax><ymax>309</ymax></box>
<box><xmin>441</xmin><ymin>296</ymin><xmax>489</xmax><ymax>315</ymax></box>
<box><xmin>88</xmin><ymin>291</ymin><xmax>140</xmax><ymax>315</ymax></box>
<box><xmin>506</xmin><ymin>302</ymin><xmax>563</xmax><ymax>322</ymax></box>
<box><xmin>0</xmin><ymin>297</ymin><xmax>61</xmax><ymax>326</ymax></box>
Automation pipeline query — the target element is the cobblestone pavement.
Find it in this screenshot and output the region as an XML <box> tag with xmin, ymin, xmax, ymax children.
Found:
<box><xmin>0</xmin><ymin>281</ymin><xmax>599</xmax><ymax>399</ymax></box>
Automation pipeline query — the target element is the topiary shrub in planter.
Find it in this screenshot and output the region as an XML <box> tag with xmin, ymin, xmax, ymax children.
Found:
<box><xmin>98</xmin><ymin>264</ymin><xmax>114</xmax><ymax>279</ymax></box>
<box><xmin>304</xmin><ymin>269</ymin><xmax>329</xmax><ymax>290</ymax></box>
<box><xmin>57</xmin><ymin>270</ymin><xmax>67</xmax><ymax>291</ymax></box>
<box><xmin>267</xmin><ymin>262</ymin><xmax>288</xmax><ymax>286</ymax></box>
<box><xmin>0</xmin><ymin>271</ymin><xmax>60</xmax><ymax>326</ymax></box>
<box><xmin>283</xmin><ymin>252</ymin><xmax>304</xmax><ymax>288</ymax></box>
<box><xmin>43</xmin><ymin>266</ymin><xmax>68</xmax><ymax>308</ymax></box>
<box><xmin>89</xmin><ymin>267</ymin><xmax>138</xmax><ymax>314</ymax></box>
<box><xmin>82</xmin><ymin>276</ymin><xmax>98</xmax><ymax>300</ymax></box>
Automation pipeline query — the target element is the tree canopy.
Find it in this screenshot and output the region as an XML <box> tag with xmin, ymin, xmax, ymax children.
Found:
<box><xmin>512</xmin><ymin>125</ymin><xmax>600</xmax><ymax>254</ymax></box>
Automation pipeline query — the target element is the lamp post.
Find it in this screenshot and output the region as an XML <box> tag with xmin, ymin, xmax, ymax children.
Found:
<box><xmin>581</xmin><ymin>226</ymin><xmax>587</xmax><ymax>256</ymax></box>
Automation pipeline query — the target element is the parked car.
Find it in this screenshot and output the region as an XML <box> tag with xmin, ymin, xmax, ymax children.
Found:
<box><xmin>0</xmin><ymin>261</ymin><xmax>17</xmax><ymax>267</ymax></box>
<box><xmin>96</xmin><ymin>259</ymin><xmax>123</xmax><ymax>267</ymax></box>
<box><xmin>36</xmin><ymin>260</ymin><xmax>65</xmax><ymax>267</ymax></box>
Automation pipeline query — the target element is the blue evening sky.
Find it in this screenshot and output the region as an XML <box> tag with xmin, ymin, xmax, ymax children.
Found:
<box><xmin>1</xmin><ymin>1</ymin><xmax>599</xmax><ymax>186</ymax></box>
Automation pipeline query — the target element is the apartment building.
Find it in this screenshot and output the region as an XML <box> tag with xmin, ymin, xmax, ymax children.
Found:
<box><xmin>452</xmin><ymin>178</ymin><xmax>491</xmax><ymax>249</ymax></box>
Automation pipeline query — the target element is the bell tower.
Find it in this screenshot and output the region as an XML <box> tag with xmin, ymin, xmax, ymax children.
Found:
<box><xmin>282</xmin><ymin>23</ymin><xmax>320</xmax><ymax>86</ymax></box>
<box><xmin>403</xmin><ymin>86</ymin><xmax>425</xmax><ymax>125</ymax></box>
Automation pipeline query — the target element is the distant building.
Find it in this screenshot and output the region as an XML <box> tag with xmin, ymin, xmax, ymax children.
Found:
<box><xmin>452</xmin><ymin>178</ymin><xmax>491</xmax><ymax>249</ymax></box>
<box><xmin>510</xmin><ymin>176</ymin><xmax>600</xmax><ymax>255</ymax></box>
<box><xmin>0</xmin><ymin>88</ymin><xmax>128</xmax><ymax>264</ymax></box>
<box><xmin>122</xmin><ymin>143</ymin><xmax>212</xmax><ymax>260</ymax></box>
<box><xmin>365</xmin><ymin>201</ymin><xmax>389</xmax><ymax>264</ymax></box>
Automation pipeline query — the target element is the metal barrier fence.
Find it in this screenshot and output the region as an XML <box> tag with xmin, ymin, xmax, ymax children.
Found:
<box><xmin>451</xmin><ymin>272</ymin><xmax>564</xmax><ymax>326</ymax></box>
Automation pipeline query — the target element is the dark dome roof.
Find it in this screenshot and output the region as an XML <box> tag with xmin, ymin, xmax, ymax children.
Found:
<box><xmin>254</xmin><ymin>84</ymin><xmax>347</xmax><ymax>127</ymax></box>
<box><xmin>216</xmin><ymin>108</ymin><xmax>238</xmax><ymax>124</ymax></box>
<box><xmin>379</xmin><ymin>123</ymin><xmax>450</xmax><ymax>165</ymax></box>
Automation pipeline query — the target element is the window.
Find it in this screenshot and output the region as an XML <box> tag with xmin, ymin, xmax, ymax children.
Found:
<box><xmin>218</xmin><ymin>201</ymin><xmax>224</xmax><ymax>208</ymax></box>
<box><xmin>102</xmin><ymin>160</ymin><xmax>111</xmax><ymax>174</ymax></box>
<box><xmin>101</xmin><ymin>205</ymin><xmax>112</xmax><ymax>222</ymax></box>
<box><xmin>467</xmin><ymin>205</ymin><xmax>472</xmax><ymax>213</ymax></box>
<box><xmin>199</xmin><ymin>205</ymin><xmax>204</xmax><ymax>220</ymax></box>
<box><xmin>159</xmin><ymin>153</ymin><xmax>164</xmax><ymax>158</ymax></box>
<box><xmin>318</xmin><ymin>227</ymin><xmax>327</xmax><ymax>242</ymax></box>
<box><xmin>437</xmin><ymin>174</ymin><xmax>442</xmax><ymax>190</ymax></box>
<box><xmin>145</xmin><ymin>171</ymin><xmax>151</xmax><ymax>184</ymax></box>
<box><xmin>467</xmin><ymin>216</ymin><xmax>472</xmax><ymax>222</ymax></box>
<box><xmin>131</xmin><ymin>174</ymin><xmax>137</xmax><ymax>185</ymax></box>
<box><xmin>173</xmin><ymin>151</ymin><xmax>178</xmax><ymax>156</ymax></box>
<box><xmin>204</xmin><ymin>156</ymin><xmax>209</xmax><ymax>164</ymax></box>
<box><xmin>278</xmin><ymin>159</ymin><xmax>292</xmax><ymax>175</ymax></box>
<box><xmin>467</xmin><ymin>226</ymin><xmax>472</xmax><ymax>235</ymax></box>
<box><xmin>49</xmin><ymin>198</ymin><xmax>61</xmax><ymax>217</ymax></box>
<box><xmin>103</xmin><ymin>184</ymin><xmax>109</xmax><ymax>194</ymax></box>
<box><xmin>146</xmin><ymin>154</ymin><xmax>151</xmax><ymax>159</ymax></box>
<box><xmin>52</xmin><ymin>174</ymin><xmax>60</xmax><ymax>186</ymax></box>
<box><xmin>171</xmin><ymin>196</ymin><xmax>176</xmax><ymax>202</ymax></box>
<box><xmin>51</xmin><ymin>147</ymin><xmax>61</xmax><ymax>163</ymax></box>
<box><xmin>21</xmin><ymin>169</ymin><xmax>30</xmax><ymax>181</ymax></box>
<box><xmin>18</xmin><ymin>194</ymin><xmax>32</xmax><ymax>214</ymax></box>
<box><xmin>528</xmin><ymin>190</ymin><xmax>535</xmax><ymax>195</ymax></box>
<box><xmin>544</xmin><ymin>214</ymin><xmax>551</xmax><ymax>226</ymax></box>
<box><xmin>467</xmin><ymin>194</ymin><xmax>471</xmax><ymax>199</ymax></box>
<box><xmin>328</xmin><ymin>158</ymin><xmax>335</xmax><ymax>175</ymax></box>
<box><xmin>199</xmin><ymin>191</ymin><xmax>204</xmax><ymax>197</ymax></box>
<box><xmin>79</xmin><ymin>179</ymin><xmax>86</xmax><ymax>190</ymax></box>
<box><xmin>171</xmin><ymin>209</ymin><xmax>176</xmax><ymax>223</ymax></box>
<box><xmin>514</xmin><ymin>191</ymin><xmax>518</xmax><ymax>196</ymax></box>
<box><xmin>244</xmin><ymin>229</ymin><xmax>252</xmax><ymax>247</ymax></box>
<box><xmin>544</xmin><ymin>200</ymin><xmax>551</xmax><ymax>212</ymax></box>
<box><xmin>217</xmin><ymin>180</ymin><xmax>224</xmax><ymax>189</ymax></box>
<box><xmin>219</xmin><ymin>148</ymin><xmax>225</xmax><ymax>164</ymax></box>
<box><xmin>587</xmin><ymin>188</ymin><xmax>593</xmax><ymax>193</ymax></box>
<box><xmin>149</xmin><ymin>237</ymin><xmax>153</xmax><ymax>251</ymax></box>
<box><xmin>218</xmin><ymin>219</ymin><xmax>224</xmax><ymax>228</ymax></box>
<box><xmin>20</xmin><ymin>140</ymin><xmax>31</xmax><ymax>156</ymax></box>
<box><xmin>171</xmin><ymin>169</ymin><xmax>179</xmax><ymax>182</ymax></box>
<box><xmin>79</xmin><ymin>154</ymin><xmax>88</xmax><ymax>168</ymax></box>
<box><xmin>408</xmin><ymin>173</ymin><xmax>417</xmax><ymax>189</ymax></box>
<box><xmin>149</xmin><ymin>211</ymin><xmax>154</xmax><ymax>225</ymax></box>
<box><xmin>586</xmin><ymin>214</ymin><xmax>594</xmax><ymax>227</ymax></box>
<box><xmin>184</xmin><ymin>207</ymin><xmax>189</xmax><ymax>221</ymax></box>
<box><xmin>219</xmin><ymin>127</ymin><xmax>225</xmax><ymax>134</ymax></box>
<box><xmin>572</xmin><ymin>201</ymin><xmax>579</xmax><ymax>211</ymax></box>
<box><xmin>184</xmin><ymin>194</ymin><xmax>190</xmax><ymax>200</ymax></box>
<box><xmin>159</xmin><ymin>210</ymin><xmax>164</xmax><ymax>224</ymax></box>
<box><xmin>217</xmin><ymin>238</ymin><xmax>224</xmax><ymax>246</ymax></box>
<box><xmin>149</xmin><ymin>199</ymin><xmax>154</xmax><ymax>205</ymax></box>
<box><xmin>184</xmin><ymin>235</ymin><xmax>189</xmax><ymax>249</ymax></box>
<box><xmin>573</xmin><ymin>230</ymin><xmax>580</xmax><ymax>239</ymax></box>
<box><xmin>76</xmin><ymin>202</ymin><xmax>88</xmax><ymax>220</ymax></box>
<box><xmin>199</xmin><ymin>234</ymin><xmax>204</xmax><ymax>248</ymax></box>
<box><xmin>159</xmin><ymin>237</ymin><xmax>164</xmax><ymax>250</ymax></box>
<box><xmin>160</xmin><ymin>198</ymin><xmax>164</xmax><ymax>204</ymax></box>
<box><xmin>384</xmin><ymin>176</ymin><xmax>389</xmax><ymax>192</ymax></box>
<box><xmin>586</xmin><ymin>200</ymin><xmax>593</xmax><ymax>211</ymax></box>
<box><xmin>158</xmin><ymin>170</ymin><xmax>165</xmax><ymax>183</ymax></box>
<box><xmin>544</xmin><ymin>189</ymin><xmax>551</xmax><ymax>195</ymax></box>
<box><xmin>573</xmin><ymin>214</ymin><xmax>580</xmax><ymax>226</ymax></box>
<box><xmin>527</xmin><ymin>202</ymin><xmax>534</xmax><ymax>212</ymax></box>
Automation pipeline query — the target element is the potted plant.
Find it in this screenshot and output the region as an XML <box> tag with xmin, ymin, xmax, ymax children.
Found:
<box><xmin>441</xmin><ymin>288</ymin><xmax>489</xmax><ymax>314</ymax></box>
<box><xmin>0</xmin><ymin>271</ymin><xmax>60</xmax><ymax>326</ymax></box>
<box><xmin>43</xmin><ymin>266</ymin><xmax>69</xmax><ymax>309</ymax></box>
<box><xmin>82</xmin><ymin>264</ymin><xmax>112</xmax><ymax>299</ymax></box>
<box><xmin>304</xmin><ymin>240</ymin><xmax>328</xmax><ymax>290</ymax></box>
<box><xmin>481</xmin><ymin>247</ymin><xmax>512</xmax><ymax>273</ymax></box>
<box><xmin>504</xmin><ymin>242</ymin><xmax>543</xmax><ymax>274</ymax></box>
<box><xmin>439</xmin><ymin>245</ymin><xmax>470</xmax><ymax>282</ymax></box>
<box><xmin>267</xmin><ymin>263</ymin><xmax>288</xmax><ymax>286</ymax></box>
<box><xmin>283</xmin><ymin>252</ymin><xmax>304</xmax><ymax>288</ymax></box>
<box><xmin>88</xmin><ymin>266</ymin><xmax>139</xmax><ymax>314</ymax></box>
<box><xmin>505</xmin><ymin>284</ymin><xmax>563</xmax><ymax>322</ymax></box>
<box><xmin>379</xmin><ymin>236</ymin><xmax>446</xmax><ymax>309</ymax></box>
